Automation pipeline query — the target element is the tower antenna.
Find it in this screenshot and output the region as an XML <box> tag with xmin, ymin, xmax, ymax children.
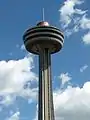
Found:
<box><xmin>42</xmin><ymin>8</ymin><xmax>45</xmax><ymax>21</ymax></box>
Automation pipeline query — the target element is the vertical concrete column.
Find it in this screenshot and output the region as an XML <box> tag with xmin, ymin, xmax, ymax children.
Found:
<box><xmin>38</xmin><ymin>48</ymin><xmax>55</xmax><ymax>120</ymax></box>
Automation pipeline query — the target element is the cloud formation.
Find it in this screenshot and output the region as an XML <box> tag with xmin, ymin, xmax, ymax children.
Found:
<box><xmin>59</xmin><ymin>0</ymin><xmax>86</xmax><ymax>28</ymax></box>
<box><xmin>82</xmin><ymin>32</ymin><xmax>90</xmax><ymax>44</ymax></box>
<box><xmin>80</xmin><ymin>15</ymin><xmax>90</xmax><ymax>29</ymax></box>
<box><xmin>59</xmin><ymin>0</ymin><xmax>90</xmax><ymax>45</ymax></box>
<box><xmin>54</xmin><ymin>81</ymin><xmax>90</xmax><ymax>120</ymax></box>
<box><xmin>59</xmin><ymin>73</ymin><xmax>72</xmax><ymax>85</ymax></box>
<box><xmin>80</xmin><ymin>64</ymin><xmax>88</xmax><ymax>72</ymax></box>
<box><xmin>20</xmin><ymin>44</ymin><xmax>25</xmax><ymax>51</ymax></box>
<box><xmin>0</xmin><ymin>55</ymin><xmax>37</xmax><ymax>106</ymax></box>
<box><xmin>7</xmin><ymin>111</ymin><xmax>20</xmax><ymax>120</ymax></box>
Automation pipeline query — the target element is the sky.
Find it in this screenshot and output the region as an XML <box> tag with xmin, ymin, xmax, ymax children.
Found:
<box><xmin>0</xmin><ymin>0</ymin><xmax>90</xmax><ymax>120</ymax></box>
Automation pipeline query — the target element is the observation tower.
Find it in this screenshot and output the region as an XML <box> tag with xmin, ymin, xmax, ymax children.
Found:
<box><xmin>23</xmin><ymin>21</ymin><xmax>64</xmax><ymax>120</ymax></box>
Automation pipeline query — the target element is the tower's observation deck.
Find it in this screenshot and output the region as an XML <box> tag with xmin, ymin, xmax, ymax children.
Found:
<box><xmin>23</xmin><ymin>21</ymin><xmax>64</xmax><ymax>54</ymax></box>
<box><xmin>23</xmin><ymin>21</ymin><xmax>64</xmax><ymax>120</ymax></box>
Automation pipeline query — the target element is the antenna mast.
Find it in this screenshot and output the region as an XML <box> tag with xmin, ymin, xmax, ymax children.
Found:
<box><xmin>42</xmin><ymin>8</ymin><xmax>45</xmax><ymax>21</ymax></box>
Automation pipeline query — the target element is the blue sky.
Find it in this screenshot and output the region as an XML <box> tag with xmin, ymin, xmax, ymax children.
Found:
<box><xmin>0</xmin><ymin>0</ymin><xmax>90</xmax><ymax>120</ymax></box>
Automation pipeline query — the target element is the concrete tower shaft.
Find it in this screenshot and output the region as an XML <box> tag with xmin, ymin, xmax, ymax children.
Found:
<box><xmin>23</xmin><ymin>21</ymin><xmax>64</xmax><ymax>120</ymax></box>
<box><xmin>39</xmin><ymin>48</ymin><xmax>54</xmax><ymax>120</ymax></box>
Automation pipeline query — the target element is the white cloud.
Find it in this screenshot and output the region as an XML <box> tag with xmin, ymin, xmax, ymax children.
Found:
<box><xmin>20</xmin><ymin>87</ymin><xmax>38</xmax><ymax>102</ymax></box>
<box><xmin>7</xmin><ymin>111</ymin><xmax>20</xmax><ymax>120</ymax></box>
<box><xmin>80</xmin><ymin>15</ymin><xmax>90</xmax><ymax>29</ymax></box>
<box><xmin>80</xmin><ymin>64</ymin><xmax>88</xmax><ymax>72</ymax></box>
<box><xmin>59</xmin><ymin>73</ymin><xmax>72</xmax><ymax>85</ymax></box>
<box><xmin>54</xmin><ymin>81</ymin><xmax>90</xmax><ymax>120</ymax></box>
<box><xmin>0</xmin><ymin>54</ymin><xmax>38</xmax><ymax>106</ymax></box>
<box><xmin>75</xmin><ymin>8</ymin><xmax>86</xmax><ymax>15</ymax></box>
<box><xmin>59</xmin><ymin>0</ymin><xmax>90</xmax><ymax>46</ymax></box>
<box><xmin>82</xmin><ymin>32</ymin><xmax>90</xmax><ymax>44</ymax></box>
<box><xmin>59</xmin><ymin>0</ymin><xmax>86</xmax><ymax>28</ymax></box>
<box><xmin>0</xmin><ymin>95</ymin><xmax>16</xmax><ymax>106</ymax></box>
<box><xmin>20</xmin><ymin>44</ymin><xmax>25</xmax><ymax>51</ymax></box>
